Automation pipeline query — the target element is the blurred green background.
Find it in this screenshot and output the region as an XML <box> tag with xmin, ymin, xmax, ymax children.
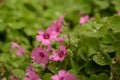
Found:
<box><xmin>0</xmin><ymin>0</ymin><xmax>120</xmax><ymax>79</ymax></box>
<box><xmin>0</xmin><ymin>0</ymin><xmax>120</xmax><ymax>53</ymax></box>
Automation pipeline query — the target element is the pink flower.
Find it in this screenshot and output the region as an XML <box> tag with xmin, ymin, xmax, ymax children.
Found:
<box><xmin>11</xmin><ymin>42</ymin><xmax>25</xmax><ymax>56</ymax></box>
<box><xmin>23</xmin><ymin>64</ymin><xmax>40</xmax><ymax>80</ymax></box>
<box><xmin>51</xmin><ymin>70</ymin><xmax>77</xmax><ymax>80</ymax></box>
<box><xmin>79</xmin><ymin>15</ymin><xmax>89</xmax><ymax>24</ymax></box>
<box><xmin>58</xmin><ymin>38</ymin><xmax>64</xmax><ymax>45</ymax></box>
<box><xmin>49</xmin><ymin>45</ymin><xmax>66</xmax><ymax>62</ymax></box>
<box><xmin>48</xmin><ymin>15</ymin><xmax>65</xmax><ymax>34</ymax></box>
<box><xmin>23</xmin><ymin>71</ymin><xmax>40</xmax><ymax>80</ymax></box>
<box><xmin>26</xmin><ymin>64</ymin><xmax>34</xmax><ymax>72</ymax></box>
<box><xmin>36</xmin><ymin>29</ymin><xmax>58</xmax><ymax>45</ymax></box>
<box><xmin>10</xmin><ymin>75</ymin><xmax>18</xmax><ymax>80</ymax></box>
<box><xmin>118</xmin><ymin>10</ymin><xmax>120</xmax><ymax>15</ymax></box>
<box><xmin>31</xmin><ymin>47</ymin><xmax>49</xmax><ymax>65</ymax></box>
<box><xmin>36</xmin><ymin>15</ymin><xmax>65</xmax><ymax>45</ymax></box>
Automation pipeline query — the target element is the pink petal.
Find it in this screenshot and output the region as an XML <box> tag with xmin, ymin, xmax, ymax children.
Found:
<box><xmin>33</xmin><ymin>55</ymin><xmax>42</xmax><ymax>64</ymax></box>
<box><xmin>50</xmin><ymin>31</ymin><xmax>58</xmax><ymax>40</ymax></box>
<box><xmin>24</xmin><ymin>64</ymin><xmax>40</xmax><ymax>80</ymax></box>
<box><xmin>41</xmin><ymin>58</ymin><xmax>48</xmax><ymax>65</ymax></box>
<box><xmin>59</xmin><ymin>56</ymin><xmax>65</xmax><ymax>61</ymax></box>
<box><xmin>11</xmin><ymin>42</ymin><xmax>25</xmax><ymax>56</ymax></box>
<box><xmin>23</xmin><ymin>77</ymin><xmax>29</xmax><ymax>80</ymax></box>
<box><xmin>49</xmin><ymin>55</ymin><xmax>60</xmax><ymax>61</ymax></box>
<box><xmin>11</xmin><ymin>42</ymin><xmax>19</xmax><ymax>48</ymax></box>
<box><xmin>32</xmin><ymin>47</ymin><xmax>42</xmax><ymax>57</ymax></box>
<box><xmin>42</xmin><ymin>39</ymin><xmax>50</xmax><ymax>45</ymax></box>
<box><xmin>58</xmin><ymin>38</ymin><xmax>64</xmax><ymax>44</ymax></box>
<box><xmin>60</xmin><ymin>45</ymin><xmax>66</xmax><ymax>52</ymax></box>
<box><xmin>66</xmin><ymin>72</ymin><xmax>77</xmax><ymax>80</ymax></box>
<box><xmin>37</xmin><ymin>30</ymin><xmax>44</xmax><ymax>35</ymax></box>
<box><xmin>58</xmin><ymin>70</ymin><xmax>66</xmax><ymax>77</ymax></box>
<box><xmin>44</xmin><ymin>51</ymin><xmax>49</xmax><ymax>58</ymax></box>
<box><xmin>16</xmin><ymin>50</ymin><xmax>23</xmax><ymax>55</ymax></box>
<box><xmin>51</xmin><ymin>75</ymin><xmax>60</xmax><ymax>80</ymax></box>
<box><xmin>36</xmin><ymin>35</ymin><xmax>43</xmax><ymax>41</ymax></box>
<box><xmin>47</xmin><ymin>15</ymin><xmax>65</xmax><ymax>33</ymax></box>
<box><xmin>118</xmin><ymin>11</ymin><xmax>120</xmax><ymax>15</ymax></box>
<box><xmin>46</xmin><ymin>25</ymin><xmax>55</xmax><ymax>33</ymax></box>
<box><xmin>80</xmin><ymin>15</ymin><xmax>89</xmax><ymax>24</ymax></box>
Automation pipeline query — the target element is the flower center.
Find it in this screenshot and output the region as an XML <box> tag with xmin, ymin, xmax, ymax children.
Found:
<box><xmin>43</xmin><ymin>34</ymin><xmax>49</xmax><ymax>39</ymax></box>
<box><xmin>59</xmin><ymin>51</ymin><xmax>64</xmax><ymax>57</ymax></box>
<box><xmin>39</xmin><ymin>52</ymin><xmax>45</xmax><ymax>57</ymax></box>
<box><xmin>59</xmin><ymin>77</ymin><xmax>64</xmax><ymax>80</ymax></box>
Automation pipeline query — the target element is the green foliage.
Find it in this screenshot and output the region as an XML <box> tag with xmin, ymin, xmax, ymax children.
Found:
<box><xmin>69</xmin><ymin>13</ymin><xmax>120</xmax><ymax>80</ymax></box>
<box><xmin>12</xmin><ymin>69</ymin><xmax>25</xmax><ymax>79</ymax></box>
<box><xmin>93</xmin><ymin>53</ymin><xmax>111</xmax><ymax>66</ymax></box>
<box><xmin>0</xmin><ymin>0</ymin><xmax>120</xmax><ymax>80</ymax></box>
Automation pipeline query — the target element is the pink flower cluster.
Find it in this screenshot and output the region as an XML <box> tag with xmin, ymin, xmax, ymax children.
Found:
<box><xmin>49</xmin><ymin>45</ymin><xmax>66</xmax><ymax>62</ymax></box>
<box><xmin>32</xmin><ymin>15</ymin><xmax>77</xmax><ymax>80</ymax></box>
<box><xmin>32</xmin><ymin>15</ymin><xmax>67</xmax><ymax>66</ymax></box>
<box><xmin>11</xmin><ymin>42</ymin><xmax>25</xmax><ymax>56</ymax></box>
<box><xmin>11</xmin><ymin>15</ymin><xmax>77</xmax><ymax>80</ymax></box>
<box><xmin>23</xmin><ymin>64</ymin><xmax>40</xmax><ymax>80</ymax></box>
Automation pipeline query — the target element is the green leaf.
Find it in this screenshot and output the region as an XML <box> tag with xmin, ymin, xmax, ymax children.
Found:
<box><xmin>12</xmin><ymin>69</ymin><xmax>25</xmax><ymax>79</ymax></box>
<box><xmin>114</xmin><ymin>32</ymin><xmax>120</xmax><ymax>43</ymax></box>
<box><xmin>101</xmin><ymin>34</ymin><xmax>114</xmax><ymax>45</ymax></box>
<box><xmin>112</xmin><ymin>63</ymin><xmax>120</xmax><ymax>79</ymax></box>
<box><xmin>97</xmin><ymin>73</ymin><xmax>109</xmax><ymax>80</ymax></box>
<box><xmin>8</xmin><ymin>21</ymin><xmax>25</xmax><ymax>30</ymax></box>
<box><xmin>42</xmin><ymin>73</ymin><xmax>52</xmax><ymax>80</ymax></box>
<box><xmin>79</xmin><ymin>74</ymin><xmax>88</xmax><ymax>80</ymax></box>
<box><xmin>89</xmin><ymin>73</ymin><xmax>109</xmax><ymax>80</ymax></box>
<box><xmin>108</xmin><ymin>15</ymin><xmax>120</xmax><ymax>33</ymax></box>
<box><xmin>0</xmin><ymin>53</ymin><xmax>11</xmax><ymax>62</ymax></box>
<box><xmin>93</xmin><ymin>0</ymin><xmax>109</xmax><ymax>9</ymax></box>
<box><xmin>24</xmin><ymin>27</ymin><xmax>37</xmax><ymax>36</ymax></box>
<box><xmin>79</xmin><ymin>24</ymin><xmax>95</xmax><ymax>37</ymax></box>
<box><xmin>116</xmin><ymin>47</ymin><xmax>120</xmax><ymax>56</ymax></box>
<box><xmin>1</xmin><ymin>42</ymin><xmax>11</xmax><ymax>52</ymax></box>
<box><xmin>78</xmin><ymin>47</ymin><xmax>88</xmax><ymax>61</ymax></box>
<box><xmin>86</xmin><ymin>37</ymin><xmax>100</xmax><ymax>51</ymax></box>
<box><xmin>88</xmin><ymin>47</ymin><xmax>96</xmax><ymax>57</ymax></box>
<box><xmin>47</xmin><ymin>65</ymin><xmax>59</xmax><ymax>74</ymax></box>
<box><xmin>85</xmin><ymin>61</ymin><xmax>101</xmax><ymax>75</ymax></box>
<box><xmin>89</xmin><ymin>75</ymin><xmax>97</xmax><ymax>80</ymax></box>
<box><xmin>70</xmin><ymin>59</ymin><xmax>79</xmax><ymax>75</ymax></box>
<box><xmin>102</xmin><ymin>41</ymin><xmax>119</xmax><ymax>53</ymax></box>
<box><xmin>11</xmin><ymin>57</ymin><xmax>25</xmax><ymax>68</ymax></box>
<box><xmin>93</xmin><ymin>53</ymin><xmax>111</xmax><ymax>66</ymax></box>
<box><xmin>94</xmin><ymin>13</ymin><xmax>101</xmax><ymax>22</ymax></box>
<box><xmin>0</xmin><ymin>23</ymin><xmax>6</xmax><ymax>31</ymax></box>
